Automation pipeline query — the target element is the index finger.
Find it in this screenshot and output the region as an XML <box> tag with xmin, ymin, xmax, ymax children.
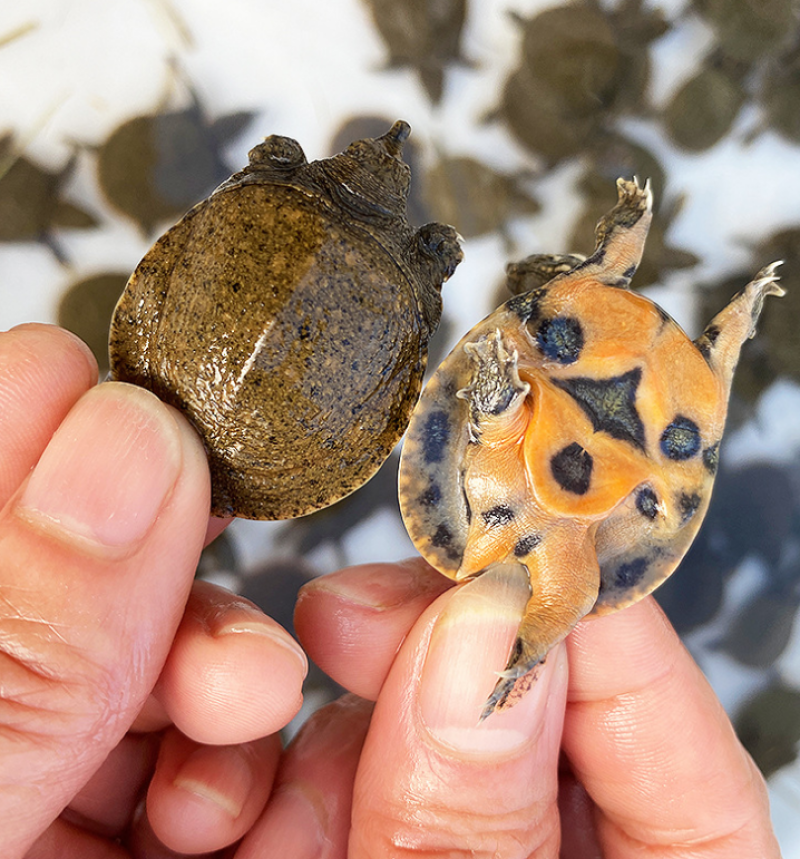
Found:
<box><xmin>562</xmin><ymin>596</ymin><xmax>779</xmax><ymax>857</ymax></box>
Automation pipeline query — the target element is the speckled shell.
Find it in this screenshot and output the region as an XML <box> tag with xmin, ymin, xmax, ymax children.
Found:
<box><xmin>110</xmin><ymin>121</ymin><xmax>462</xmax><ymax>519</ymax></box>
<box><xmin>399</xmin><ymin>178</ymin><xmax>782</xmax><ymax>713</ymax></box>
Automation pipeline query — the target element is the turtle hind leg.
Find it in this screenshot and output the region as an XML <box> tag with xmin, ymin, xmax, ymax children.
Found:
<box><xmin>575</xmin><ymin>176</ymin><xmax>654</xmax><ymax>289</ymax></box>
<box><xmin>481</xmin><ymin>545</ymin><xmax>600</xmax><ymax>719</ymax></box>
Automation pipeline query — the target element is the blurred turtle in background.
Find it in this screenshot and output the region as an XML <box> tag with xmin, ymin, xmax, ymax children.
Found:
<box><xmin>361</xmin><ymin>0</ymin><xmax>471</xmax><ymax>103</ymax></box>
<box><xmin>499</xmin><ymin>0</ymin><xmax>669</xmax><ymax>165</ymax></box>
<box><xmin>57</xmin><ymin>272</ymin><xmax>129</xmax><ymax>374</ymax></box>
<box><xmin>96</xmin><ymin>90</ymin><xmax>253</xmax><ymax>234</ymax></box>
<box><xmin>0</xmin><ymin>133</ymin><xmax>97</xmax><ymax>261</ymax></box>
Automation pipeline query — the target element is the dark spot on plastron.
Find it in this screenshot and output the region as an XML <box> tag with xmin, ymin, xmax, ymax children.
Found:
<box><xmin>554</xmin><ymin>368</ymin><xmax>645</xmax><ymax>450</ymax></box>
<box><xmin>481</xmin><ymin>504</ymin><xmax>516</xmax><ymax>527</ymax></box>
<box><xmin>536</xmin><ymin>316</ymin><xmax>584</xmax><ymax>364</ymax></box>
<box><xmin>418</xmin><ymin>483</ymin><xmax>441</xmax><ymax>507</ymax></box>
<box><xmin>422</xmin><ymin>410</ymin><xmax>450</xmax><ymax>464</ymax></box>
<box><xmin>655</xmin><ymin>303</ymin><xmax>672</xmax><ymax>325</ymax></box>
<box><xmin>660</xmin><ymin>416</ymin><xmax>701</xmax><ymax>460</ymax></box>
<box><xmin>514</xmin><ymin>534</ymin><xmax>542</xmax><ymax>557</ymax></box>
<box><xmin>431</xmin><ymin>523</ymin><xmax>454</xmax><ymax>548</ymax></box>
<box><xmin>679</xmin><ymin>491</ymin><xmax>702</xmax><ymax>524</ymax></box>
<box><xmin>703</xmin><ymin>442</ymin><xmax>720</xmax><ymax>475</ymax></box>
<box><xmin>551</xmin><ymin>442</ymin><xmax>593</xmax><ymax>495</ymax></box>
<box><xmin>616</xmin><ymin>556</ymin><xmax>649</xmax><ymax>588</ymax></box>
<box><xmin>636</xmin><ymin>486</ymin><xmax>658</xmax><ymax>519</ymax></box>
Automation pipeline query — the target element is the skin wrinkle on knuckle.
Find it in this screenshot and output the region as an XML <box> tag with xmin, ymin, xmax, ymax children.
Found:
<box><xmin>605</xmin><ymin>801</ymin><xmax>775</xmax><ymax>857</ymax></box>
<box><xmin>0</xmin><ymin>608</ymin><xmax>127</xmax><ymax>750</ymax></box>
<box><xmin>361</xmin><ymin>793</ymin><xmax>554</xmax><ymax>858</ymax></box>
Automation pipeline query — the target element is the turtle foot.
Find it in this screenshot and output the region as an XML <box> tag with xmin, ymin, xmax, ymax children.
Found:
<box><xmin>481</xmin><ymin>648</ymin><xmax>545</xmax><ymax>720</ymax></box>
<box><xmin>457</xmin><ymin>330</ymin><xmax>530</xmax><ymax>437</ymax></box>
<box><xmin>587</xmin><ymin>175</ymin><xmax>654</xmax><ymax>287</ymax></box>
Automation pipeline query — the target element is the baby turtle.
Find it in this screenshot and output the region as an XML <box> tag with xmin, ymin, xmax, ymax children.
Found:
<box><xmin>96</xmin><ymin>94</ymin><xmax>254</xmax><ymax>234</ymax></box>
<box><xmin>398</xmin><ymin>177</ymin><xmax>783</xmax><ymax>716</ymax></box>
<box><xmin>0</xmin><ymin>133</ymin><xmax>97</xmax><ymax>261</ymax></box>
<box><xmin>110</xmin><ymin>121</ymin><xmax>462</xmax><ymax>520</ymax></box>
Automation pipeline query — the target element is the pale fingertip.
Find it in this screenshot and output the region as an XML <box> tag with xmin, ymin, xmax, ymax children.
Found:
<box><xmin>236</xmin><ymin>788</ymin><xmax>326</xmax><ymax>859</ymax></box>
<box><xmin>148</xmin><ymin>732</ymin><xmax>279</xmax><ymax>855</ymax></box>
<box><xmin>301</xmin><ymin>558</ymin><xmax>449</xmax><ymax>611</ymax></box>
<box><xmin>159</xmin><ymin>584</ymin><xmax>307</xmax><ymax>745</ymax></box>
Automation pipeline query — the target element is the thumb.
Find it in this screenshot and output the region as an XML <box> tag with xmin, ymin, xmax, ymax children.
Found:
<box><xmin>0</xmin><ymin>381</ymin><xmax>210</xmax><ymax>857</ymax></box>
<box><xmin>349</xmin><ymin>565</ymin><xmax>568</xmax><ymax>858</ymax></box>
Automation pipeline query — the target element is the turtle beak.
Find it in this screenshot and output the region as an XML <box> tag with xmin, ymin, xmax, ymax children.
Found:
<box><xmin>693</xmin><ymin>261</ymin><xmax>784</xmax><ymax>395</ymax></box>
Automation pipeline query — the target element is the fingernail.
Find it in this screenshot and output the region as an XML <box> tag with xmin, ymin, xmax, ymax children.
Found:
<box><xmin>216</xmin><ymin>616</ymin><xmax>309</xmax><ymax>677</ymax></box>
<box><xmin>173</xmin><ymin>745</ymin><xmax>253</xmax><ymax>819</ymax></box>
<box><xmin>249</xmin><ymin>787</ymin><xmax>325</xmax><ymax>858</ymax></box>
<box><xmin>307</xmin><ymin>559</ymin><xmax>446</xmax><ymax>610</ymax></box>
<box><xmin>419</xmin><ymin>564</ymin><xmax>564</xmax><ymax>755</ymax></box>
<box><xmin>17</xmin><ymin>383</ymin><xmax>182</xmax><ymax>548</ymax></box>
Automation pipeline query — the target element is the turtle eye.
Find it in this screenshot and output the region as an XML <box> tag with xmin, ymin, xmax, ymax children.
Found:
<box><xmin>248</xmin><ymin>136</ymin><xmax>307</xmax><ymax>170</ymax></box>
<box><xmin>416</xmin><ymin>223</ymin><xmax>464</xmax><ymax>282</ymax></box>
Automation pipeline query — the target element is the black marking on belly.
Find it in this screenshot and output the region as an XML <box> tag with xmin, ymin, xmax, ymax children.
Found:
<box><xmin>702</xmin><ymin>442</ymin><xmax>719</xmax><ymax>475</ymax></box>
<box><xmin>481</xmin><ymin>504</ymin><xmax>516</xmax><ymax>527</ymax></box>
<box><xmin>514</xmin><ymin>533</ymin><xmax>542</xmax><ymax>557</ymax></box>
<box><xmin>615</xmin><ymin>556</ymin><xmax>649</xmax><ymax>588</ymax></box>
<box><xmin>553</xmin><ymin>368</ymin><xmax>645</xmax><ymax>450</ymax></box>
<box><xmin>421</xmin><ymin>410</ymin><xmax>450</xmax><ymax>464</ymax></box>
<box><xmin>551</xmin><ymin>442</ymin><xmax>593</xmax><ymax>495</ymax></box>
<box><xmin>679</xmin><ymin>491</ymin><xmax>702</xmax><ymax>524</ymax></box>
<box><xmin>431</xmin><ymin>523</ymin><xmax>453</xmax><ymax>548</ymax></box>
<box><xmin>654</xmin><ymin>303</ymin><xmax>673</xmax><ymax>327</ymax></box>
<box><xmin>636</xmin><ymin>486</ymin><xmax>658</xmax><ymax>520</ymax></box>
<box><xmin>660</xmin><ymin>415</ymin><xmax>701</xmax><ymax>461</ymax></box>
<box><xmin>418</xmin><ymin>482</ymin><xmax>441</xmax><ymax>508</ymax></box>
<box><xmin>536</xmin><ymin>316</ymin><xmax>584</xmax><ymax>364</ymax></box>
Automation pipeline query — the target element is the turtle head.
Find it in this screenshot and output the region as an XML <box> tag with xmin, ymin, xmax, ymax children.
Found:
<box><xmin>317</xmin><ymin>120</ymin><xmax>413</xmax><ymax>222</ymax></box>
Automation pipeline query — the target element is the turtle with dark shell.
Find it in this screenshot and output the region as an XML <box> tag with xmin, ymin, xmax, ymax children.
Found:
<box><xmin>110</xmin><ymin>121</ymin><xmax>462</xmax><ymax>520</ymax></box>
<box><xmin>399</xmin><ymin>177</ymin><xmax>783</xmax><ymax>716</ymax></box>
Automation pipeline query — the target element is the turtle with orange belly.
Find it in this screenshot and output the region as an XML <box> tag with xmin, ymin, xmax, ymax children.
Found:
<box><xmin>398</xmin><ymin>177</ymin><xmax>784</xmax><ymax>717</ymax></box>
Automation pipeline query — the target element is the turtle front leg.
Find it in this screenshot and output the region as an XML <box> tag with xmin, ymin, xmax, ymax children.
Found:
<box><xmin>482</xmin><ymin>536</ymin><xmax>600</xmax><ymax>718</ymax></box>
<box><xmin>456</xmin><ymin>329</ymin><xmax>531</xmax><ymax>445</ymax></box>
<box><xmin>573</xmin><ymin>177</ymin><xmax>654</xmax><ymax>289</ymax></box>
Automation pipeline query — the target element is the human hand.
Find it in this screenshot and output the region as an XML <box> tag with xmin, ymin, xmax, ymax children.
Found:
<box><xmin>2</xmin><ymin>323</ymin><xmax>781</xmax><ymax>858</ymax></box>
<box><xmin>0</xmin><ymin>324</ymin><xmax>308</xmax><ymax>857</ymax></box>
<box><xmin>277</xmin><ymin>560</ymin><xmax>781</xmax><ymax>858</ymax></box>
